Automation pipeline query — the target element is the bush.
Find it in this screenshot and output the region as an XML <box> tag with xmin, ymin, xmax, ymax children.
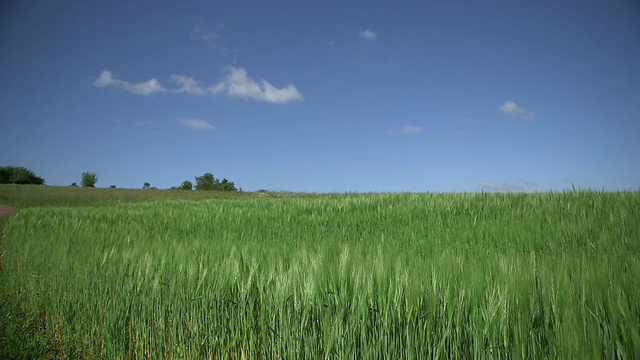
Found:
<box><xmin>218</xmin><ymin>178</ymin><xmax>237</xmax><ymax>192</ymax></box>
<box><xmin>195</xmin><ymin>173</ymin><xmax>238</xmax><ymax>192</ymax></box>
<box><xmin>180</xmin><ymin>180</ymin><xmax>193</xmax><ymax>190</ymax></box>
<box><xmin>81</xmin><ymin>172</ymin><xmax>98</xmax><ymax>188</ymax></box>
<box><xmin>0</xmin><ymin>166</ymin><xmax>45</xmax><ymax>185</ymax></box>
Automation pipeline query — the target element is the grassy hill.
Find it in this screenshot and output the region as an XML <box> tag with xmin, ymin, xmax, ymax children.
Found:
<box><xmin>1</xmin><ymin>185</ymin><xmax>638</xmax><ymax>358</ymax></box>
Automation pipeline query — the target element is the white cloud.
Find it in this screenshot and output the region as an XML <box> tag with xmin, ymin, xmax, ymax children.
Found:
<box><xmin>93</xmin><ymin>67</ymin><xmax>302</xmax><ymax>104</ymax></box>
<box><xmin>358</xmin><ymin>29</ymin><xmax>378</xmax><ymax>40</ymax></box>
<box><xmin>128</xmin><ymin>79</ymin><xmax>165</xmax><ymax>95</ymax></box>
<box><xmin>499</xmin><ymin>101</ymin><xmax>535</xmax><ymax>121</ymax></box>
<box><xmin>92</xmin><ymin>69</ymin><xmax>166</xmax><ymax>96</ymax></box>
<box><xmin>178</xmin><ymin>118</ymin><xmax>214</xmax><ymax>130</ymax></box>
<box><xmin>219</xmin><ymin>67</ymin><xmax>303</xmax><ymax>104</ymax></box>
<box><xmin>170</xmin><ymin>75</ymin><xmax>211</xmax><ymax>95</ymax></box>
<box><xmin>481</xmin><ymin>182</ymin><xmax>523</xmax><ymax>191</ymax></box>
<box><xmin>399</xmin><ymin>125</ymin><xmax>425</xmax><ymax>134</ymax></box>
<box><xmin>93</xmin><ymin>69</ymin><xmax>114</xmax><ymax>87</ymax></box>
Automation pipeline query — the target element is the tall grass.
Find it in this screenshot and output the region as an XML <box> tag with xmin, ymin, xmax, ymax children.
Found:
<box><xmin>1</xmin><ymin>191</ymin><xmax>639</xmax><ymax>358</ymax></box>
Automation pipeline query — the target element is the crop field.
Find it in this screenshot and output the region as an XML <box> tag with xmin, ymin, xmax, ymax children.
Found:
<box><xmin>0</xmin><ymin>185</ymin><xmax>639</xmax><ymax>359</ymax></box>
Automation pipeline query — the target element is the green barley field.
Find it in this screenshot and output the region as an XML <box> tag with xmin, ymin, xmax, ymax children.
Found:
<box><xmin>1</xmin><ymin>185</ymin><xmax>639</xmax><ymax>359</ymax></box>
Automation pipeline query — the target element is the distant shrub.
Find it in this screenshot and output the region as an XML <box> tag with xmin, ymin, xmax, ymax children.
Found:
<box><xmin>0</xmin><ymin>166</ymin><xmax>45</xmax><ymax>185</ymax></box>
<box><xmin>81</xmin><ymin>172</ymin><xmax>98</xmax><ymax>188</ymax></box>
<box><xmin>218</xmin><ymin>178</ymin><xmax>237</xmax><ymax>192</ymax></box>
<box><xmin>180</xmin><ymin>180</ymin><xmax>193</xmax><ymax>190</ymax></box>
<box><xmin>110</xmin><ymin>185</ymin><xmax>116</xmax><ymax>189</ymax></box>
<box><xmin>70</xmin><ymin>182</ymin><xmax>78</xmax><ymax>187</ymax></box>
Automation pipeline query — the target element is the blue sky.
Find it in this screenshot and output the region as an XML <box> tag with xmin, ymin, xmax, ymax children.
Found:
<box><xmin>1</xmin><ymin>1</ymin><xmax>639</xmax><ymax>192</ymax></box>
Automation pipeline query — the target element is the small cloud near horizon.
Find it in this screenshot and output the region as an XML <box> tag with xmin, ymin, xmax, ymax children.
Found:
<box><xmin>399</xmin><ymin>125</ymin><xmax>425</xmax><ymax>134</ymax></box>
<box><xmin>178</xmin><ymin>118</ymin><xmax>214</xmax><ymax>130</ymax></box>
<box><xmin>481</xmin><ymin>178</ymin><xmax>538</xmax><ymax>191</ymax></box>
<box><xmin>520</xmin><ymin>178</ymin><xmax>537</xmax><ymax>186</ymax></box>
<box><xmin>358</xmin><ymin>29</ymin><xmax>378</xmax><ymax>40</ymax></box>
<box><xmin>481</xmin><ymin>181</ymin><xmax>523</xmax><ymax>191</ymax></box>
<box><xmin>499</xmin><ymin>101</ymin><xmax>535</xmax><ymax>121</ymax></box>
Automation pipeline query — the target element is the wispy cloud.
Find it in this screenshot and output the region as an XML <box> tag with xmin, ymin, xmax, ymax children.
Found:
<box><xmin>481</xmin><ymin>182</ymin><xmax>523</xmax><ymax>191</ymax></box>
<box><xmin>192</xmin><ymin>26</ymin><xmax>220</xmax><ymax>46</ymax></box>
<box><xmin>93</xmin><ymin>67</ymin><xmax>302</xmax><ymax>104</ymax></box>
<box><xmin>93</xmin><ymin>69</ymin><xmax>166</xmax><ymax>95</ymax></box>
<box><xmin>358</xmin><ymin>29</ymin><xmax>378</xmax><ymax>41</ymax></box>
<box><xmin>520</xmin><ymin>178</ymin><xmax>538</xmax><ymax>186</ymax></box>
<box><xmin>135</xmin><ymin>119</ymin><xmax>156</xmax><ymax>127</ymax></box>
<box><xmin>178</xmin><ymin>118</ymin><xmax>214</xmax><ymax>130</ymax></box>
<box><xmin>499</xmin><ymin>101</ymin><xmax>535</xmax><ymax>121</ymax></box>
<box><xmin>187</xmin><ymin>16</ymin><xmax>230</xmax><ymax>52</ymax></box>
<box><xmin>399</xmin><ymin>125</ymin><xmax>425</xmax><ymax>134</ymax></box>
<box><xmin>170</xmin><ymin>75</ymin><xmax>223</xmax><ymax>95</ymax></box>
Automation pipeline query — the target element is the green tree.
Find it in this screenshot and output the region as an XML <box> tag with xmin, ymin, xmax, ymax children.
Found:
<box><xmin>0</xmin><ymin>167</ymin><xmax>9</xmax><ymax>184</ymax></box>
<box><xmin>0</xmin><ymin>166</ymin><xmax>45</xmax><ymax>185</ymax></box>
<box><xmin>180</xmin><ymin>180</ymin><xmax>193</xmax><ymax>190</ymax></box>
<box><xmin>143</xmin><ymin>182</ymin><xmax>151</xmax><ymax>189</ymax></box>
<box><xmin>218</xmin><ymin>178</ymin><xmax>237</xmax><ymax>192</ymax></box>
<box><xmin>195</xmin><ymin>173</ymin><xmax>218</xmax><ymax>191</ymax></box>
<box><xmin>194</xmin><ymin>172</ymin><xmax>238</xmax><ymax>191</ymax></box>
<box><xmin>81</xmin><ymin>172</ymin><xmax>98</xmax><ymax>187</ymax></box>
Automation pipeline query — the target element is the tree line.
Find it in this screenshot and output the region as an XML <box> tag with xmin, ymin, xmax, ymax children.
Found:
<box><xmin>1</xmin><ymin>167</ymin><xmax>238</xmax><ymax>192</ymax></box>
<box><xmin>168</xmin><ymin>173</ymin><xmax>238</xmax><ymax>192</ymax></box>
<box><xmin>0</xmin><ymin>166</ymin><xmax>45</xmax><ymax>185</ymax></box>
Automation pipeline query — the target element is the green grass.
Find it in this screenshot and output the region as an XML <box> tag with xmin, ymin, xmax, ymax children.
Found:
<box><xmin>0</xmin><ymin>184</ymin><xmax>253</xmax><ymax>208</ymax></box>
<box><xmin>0</xmin><ymin>184</ymin><xmax>330</xmax><ymax>209</ymax></box>
<box><xmin>1</xmin><ymin>185</ymin><xmax>639</xmax><ymax>358</ymax></box>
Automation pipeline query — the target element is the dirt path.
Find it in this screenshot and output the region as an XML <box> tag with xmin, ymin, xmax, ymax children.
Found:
<box><xmin>0</xmin><ymin>205</ymin><xmax>18</xmax><ymax>219</ymax></box>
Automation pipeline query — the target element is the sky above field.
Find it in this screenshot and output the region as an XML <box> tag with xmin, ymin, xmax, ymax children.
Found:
<box><xmin>1</xmin><ymin>1</ymin><xmax>639</xmax><ymax>192</ymax></box>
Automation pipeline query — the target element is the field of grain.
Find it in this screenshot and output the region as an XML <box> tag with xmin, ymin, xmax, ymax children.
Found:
<box><xmin>0</xmin><ymin>186</ymin><xmax>638</xmax><ymax>358</ymax></box>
